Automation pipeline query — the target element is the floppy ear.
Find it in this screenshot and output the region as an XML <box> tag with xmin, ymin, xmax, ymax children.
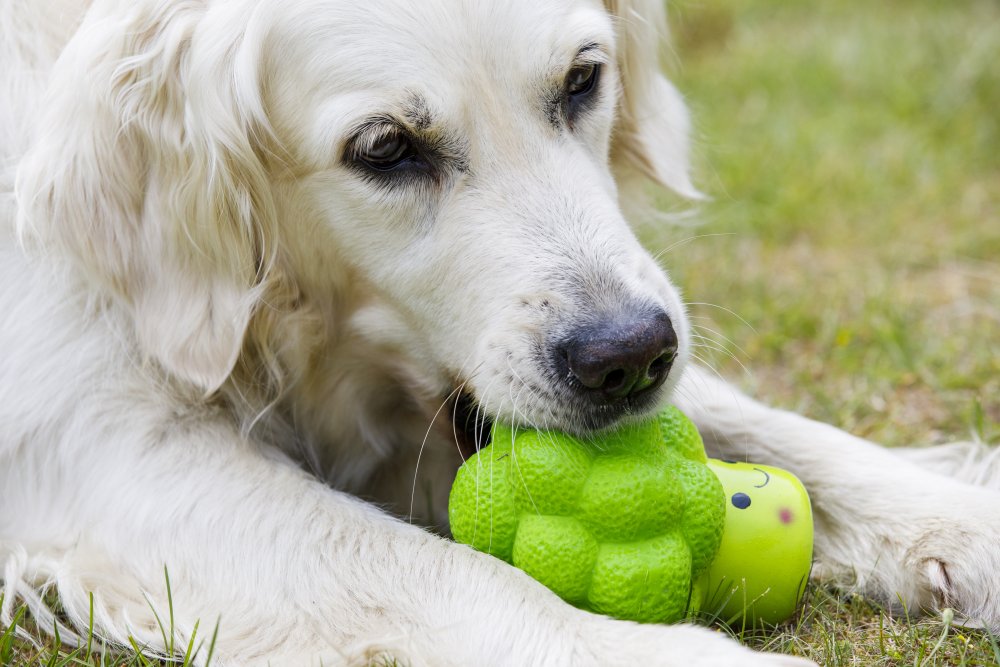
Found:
<box><xmin>604</xmin><ymin>0</ymin><xmax>702</xmax><ymax>199</ymax></box>
<box><xmin>16</xmin><ymin>3</ymin><xmax>275</xmax><ymax>394</ymax></box>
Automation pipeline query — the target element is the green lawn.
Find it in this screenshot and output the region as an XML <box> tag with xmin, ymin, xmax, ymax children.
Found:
<box><xmin>4</xmin><ymin>0</ymin><xmax>1000</xmax><ymax>664</ymax></box>
<box><xmin>650</xmin><ymin>0</ymin><xmax>1000</xmax><ymax>663</ymax></box>
<box><xmin>661</xmin><ymin>0</ymin><xmax>999</xmax><ymax>450</ymax></box>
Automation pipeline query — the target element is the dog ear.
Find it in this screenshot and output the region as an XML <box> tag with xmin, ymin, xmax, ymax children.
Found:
<box><xmin>16</xmin><ymin>4</ymin><xmax>275</xmax><ymax>394</ymax></box>
<box><xmin>604</xmin><ymin>0</ymin><xmax>702</xmax><ymax>199</ymax></box>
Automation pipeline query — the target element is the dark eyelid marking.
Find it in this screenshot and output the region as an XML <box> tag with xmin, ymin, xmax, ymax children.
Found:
<box><xmin>545</xmin><ymin>41</ymin><xmax>608</xmax><ymax>128</ymax></box>
<box><xmin>402</xmin><ymin>92</ymin><xmax>433</xmax><ymax>132</ymax></box>
<box><xmin>348</xmin><ymin>116</ymin><xmax>401</xmax><ymax>159</ymax></box>
<box><xmin>575</xmin><ymin>41</ymin><xmax>609</xmax><ymax>65</ymax></box>
<box><xmin>344</xmin><ymin>98</ymin><xmax>470</xmax><ymax>181</ymax></box>
<box><xmin>348</xmin><ymin>91</ymin><xmax>432</xmax><ymax>141</ymax></box>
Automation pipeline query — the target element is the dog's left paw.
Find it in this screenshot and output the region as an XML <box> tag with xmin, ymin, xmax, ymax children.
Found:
<box><xmin>902</xmin><ymin>510</ymin><xmax>1000</xmax><ymax>629</ymax></box>
<box><xmin>815</xmin><ymin>481</ymin><xmax>1000</xmax><ymax>630</ymax></box>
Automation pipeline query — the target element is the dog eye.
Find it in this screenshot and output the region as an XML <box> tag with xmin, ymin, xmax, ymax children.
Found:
<box><xmin>565</xmin><ymin>63</ymin><xmax>601</xmax><ymax>119</ymax></box>
<box><xmin>355</xmin><ymin>132</ymin><xmax>419</xmax><ymax>171</ymax></box>
<box><xmin>566</xmin><ymin>63</ymin><xmax>599</xmax><ymax>97</ymax></box>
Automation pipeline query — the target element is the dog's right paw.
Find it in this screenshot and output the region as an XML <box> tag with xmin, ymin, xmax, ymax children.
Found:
<box><xmin>574</xmin><ymin>614</ymin><xmax>816</xmax><ymax>667</ymax></box>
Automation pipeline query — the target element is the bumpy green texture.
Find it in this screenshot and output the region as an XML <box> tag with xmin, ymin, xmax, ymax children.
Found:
<box><xmin>448</xmin><ymin>406</ymin><xmax>726</xmax><ymax>624</ymax></box>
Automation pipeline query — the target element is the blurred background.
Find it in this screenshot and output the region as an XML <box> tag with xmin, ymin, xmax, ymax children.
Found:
<box><xmin>651</xmin><ymin>0</ymin><xmax>999</xmax><ymax>449</ymax></box>
<box><xmin>648</xmin><ymin>1</ymin><xmax>1000</xmax><ymax>662</ymax></box>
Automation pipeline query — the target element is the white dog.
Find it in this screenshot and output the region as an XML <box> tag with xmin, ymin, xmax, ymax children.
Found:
<box><xmin>1</xmin><ymin>0</ymin><xmax>998</xmax><ymax>665</ymax></box>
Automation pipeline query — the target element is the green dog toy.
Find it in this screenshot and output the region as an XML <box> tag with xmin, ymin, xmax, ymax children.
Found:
<box><xmin>448</xmin><ymin>406</ymin><xmax>812</xmax><ymax>626</ymax></box>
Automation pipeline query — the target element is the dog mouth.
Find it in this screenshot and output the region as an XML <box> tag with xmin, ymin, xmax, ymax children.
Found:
<box><xmin>450</xmin><ymin>391</ymin><xmax>493</xmax><ymax>460</ymax></box>
<box><xmin>562</xmin><ymin>390</ymin><xmax>664</xmax><ymax>432</ymax></box>
<box><xmin>446</xmin><ymin>385</ymin><xmax>662</xmax><ymax>459</ymax></box>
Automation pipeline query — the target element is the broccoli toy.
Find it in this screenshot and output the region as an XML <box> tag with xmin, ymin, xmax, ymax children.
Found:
<box><xmin>448</xmin><ymin>406</ymin><xmax>813</xmax><ymax>626</ymax></box>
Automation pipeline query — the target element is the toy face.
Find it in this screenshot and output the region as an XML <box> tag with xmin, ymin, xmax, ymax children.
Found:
<box><xmin>698</xmin><ymin>460</ymin><xmax>814</xmax><ymax>626</ymax></box>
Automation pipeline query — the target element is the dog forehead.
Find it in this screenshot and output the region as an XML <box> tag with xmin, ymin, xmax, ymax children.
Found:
<box><xmin>264</xmin><ymin>0</ymin><xmax>615</xmax><ymax>94</ymax></box>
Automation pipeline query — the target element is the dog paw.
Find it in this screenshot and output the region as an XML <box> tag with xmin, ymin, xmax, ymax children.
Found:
<box><xmin>903</xmin><ymin>517</ymin><xmax>1000</xmax><ymax>630</ymax></box>
<box><xmin>815</xmin><ymin>482</ymin><xmax>1000</xmax><ymax>632</ymax></box>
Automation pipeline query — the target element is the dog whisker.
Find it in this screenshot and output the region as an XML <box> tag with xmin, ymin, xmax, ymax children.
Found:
<box><xmin>648</xmin><ymin>232</ymin><xmax>736</xmax><ymax>264</ymax></box>
<box><xmin>684</xmin><ymin>301</ymin><xmax>759</xmax><ymax>335</ymax></box>
<box><xmin>690</xmin><ymin>335</ymin><xmax>742</xmax><ymax>365</ymax></box>
<box><xmin>408</xmin><ymin>381</ymin><xmax>468</xmax><ymax>523</ymax></box>
<box><xmin>407</xmin><ymin>352</ymin><xmax>485</xmax><ymax>522</ymax></box>
<box><xmin>689</xmin><ymin>322</ymin><xmax>751</xmax><ymax>360</ymax></box>
<box><xmin>690</xmin><ymin>336</ymin><xmax>752</xmax><ymax>378</ymax></box>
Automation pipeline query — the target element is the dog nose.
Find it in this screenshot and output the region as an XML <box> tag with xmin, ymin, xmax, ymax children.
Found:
<box><xmin>561</xmin><ymin>310</ymin><xmax>678</xmax><ymax>400</ymax></box>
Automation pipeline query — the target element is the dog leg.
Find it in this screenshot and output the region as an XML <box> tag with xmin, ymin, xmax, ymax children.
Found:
<box><xmin>0</xmin><ymin>411</ymin><xmax>811</xmax><ymax>667</ymax></box>
<box><xmin>675</xmin><ymin>365</ymin><xmax>1000</xmax><ymax>630</ymax></box>
<box><xmin>893</xmin><ymin>441</ymin><xmax>1000</xmax><ymax>488</ymax></box>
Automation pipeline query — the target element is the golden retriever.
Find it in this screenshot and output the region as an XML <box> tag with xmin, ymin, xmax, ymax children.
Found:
<box><xmin>1</xmin><ymin>0</ymin><xmax>996</xmax><ymax>664</ymax></box>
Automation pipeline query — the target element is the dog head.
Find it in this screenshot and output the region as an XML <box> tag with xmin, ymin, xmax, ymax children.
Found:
<box><xmin>17</xmin><ymin>0</ymin><xmax>698</xmax><ymax>442</ymax></box>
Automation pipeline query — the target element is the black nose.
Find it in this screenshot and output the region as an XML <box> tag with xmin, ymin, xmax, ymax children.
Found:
<box><xmin>559</xmin><ymin>310</ymin><xmax>678</xmax><ymax>401</ymax></box>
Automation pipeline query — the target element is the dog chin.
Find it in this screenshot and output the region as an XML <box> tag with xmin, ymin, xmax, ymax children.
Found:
<box><xmin>568</xmin><ymin>391</ymin><xmax>667</xmax><ymax>432</ymax></box>
<box><xmin>449</xmin><ymin>391</ymin><xmax>494</xmax><ymax>459</ymax></box>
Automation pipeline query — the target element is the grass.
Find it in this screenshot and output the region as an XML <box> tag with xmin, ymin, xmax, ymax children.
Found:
<box><xmin>3</xmin><ymin>0</ymin><xmax>999</xmax><ymax>664</ymax></box>
<box><xmin>647</xmin><ymin>0</ymin><xmax>1000</xmax><ymax>663</ymax></box>
<box><xmin>0</xmin><ymin>571</ymin><xmax>220</xmax><ymax>667</ymax></box>
<box><xmin>727</xmin><ymin>586</ymin><xmax>1000</xmax><ymax>666</ymax></box>
<box><xmin>658</xmin><ymin>0</ymin><xmax>1000</xmax><ymax>449</ymax></box>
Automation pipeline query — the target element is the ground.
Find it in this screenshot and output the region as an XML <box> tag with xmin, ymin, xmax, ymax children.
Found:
<box><xmin>653</xmin><ymin>0</ymin><xmax>1000</xmax><ymax>663</ymax></box>
<box><xmin>3</xmin><ymin>0</ymin><xmax>999</xmax><ymax>664</ymax></box>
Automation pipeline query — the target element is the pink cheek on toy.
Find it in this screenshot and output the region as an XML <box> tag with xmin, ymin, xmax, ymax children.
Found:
<box><xmin>779</xmin><ymin>508</ymin><xmax>793</xmax><ymax>524</ymax></box>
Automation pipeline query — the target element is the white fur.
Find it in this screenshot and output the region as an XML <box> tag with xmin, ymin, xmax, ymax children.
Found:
<box><xmin>0</xmin><ymin>0</ymin><xmax>994</xmax><ymax>665</ymax></box>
